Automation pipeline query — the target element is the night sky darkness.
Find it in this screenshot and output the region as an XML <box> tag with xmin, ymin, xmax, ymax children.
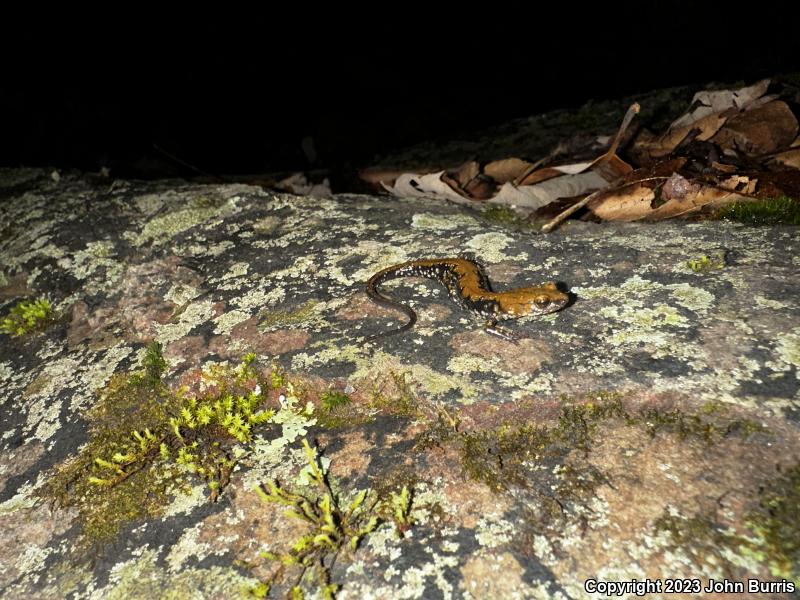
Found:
<box><xmin>3</xmin><ymin>5</ymin><xmax>799</xmax><ymax>184</ymax></box>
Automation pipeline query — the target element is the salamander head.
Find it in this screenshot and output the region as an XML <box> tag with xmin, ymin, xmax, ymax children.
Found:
<box><xmin>497</xmin><ymin>282</ymin><xmax>569</xmax><ymax>318</ymax></box>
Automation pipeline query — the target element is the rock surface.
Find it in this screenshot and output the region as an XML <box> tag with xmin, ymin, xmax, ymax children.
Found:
<box><xmin>1</xmin><ymin>168</ymin><xmax>798</xmax><ymax>598</ymax></box>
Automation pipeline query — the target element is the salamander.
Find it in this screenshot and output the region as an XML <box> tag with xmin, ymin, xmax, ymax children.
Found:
<box><xmin>365</xmin><ymin>257</ymin><xmax>569</xmax><ymax>340</ymax></box>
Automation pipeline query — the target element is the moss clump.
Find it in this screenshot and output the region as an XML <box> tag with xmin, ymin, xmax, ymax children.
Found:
<box><xmin>0</xmin><ymin>298</ymin><xmax>54</xmax><ymax>336</ymax></box>
<box><xmin>653</xmin><ymin>509</ymin><xmax>740</xmax><ymax>572</ymax></box>
<box><xmin>747</xmin><ymin>462</ymin><xmax>800</xmax><ymax>582</ymax></box>
<box><xmin>461</xmin><ymin>394</ymin><xmax>628</xmax><ymax>487</ymax></box>
<box><xmin>654</xmin><ymin>464</ymin><xmax>800</xmax><ymax>584</ymax></box>
<box><xmin>481</xmin><ymin>204</ymin><xmax>535</xmax><ymax>230</ymax></box>
<box><xmin>638</xmin><ymin>406</ymin><xmax>766</xmax><ymax>443</ymax></box>
<box><xmin>461</xmin><ymin>394</ymin><xmax>765</xmax><ymax>492</ymax></box>
<box><xmin>685</xmin><ymin>251</ymin><xmax>726</xmax><ymax>272</ymax></box>
<box><xmin>40</xmin><ymin>344</ymin><xmax>280</xmax><ymax>548</ymax></box>
<box><xmin>717</xmin><ymin>196</ymin><xmax>800</xmax><ymax>226</ymax></box>
<box><xmin>249</xmin><ymin>439</ymin><xmax>414</xmax><ymax>598</ymax></box>
<box><xmin>314</xmin><ymin>388</ymin><xmax>374</xmax><ymax>430</ymax></box>
<box><xmin>320</xmin><ymin>390</ymin><xmax>351</xmax><ymax>412</ymax></box>
<box><xmin>455</xmin><ymin>392</ymin><xmax>768</xmax><ymax>546</ymax></box>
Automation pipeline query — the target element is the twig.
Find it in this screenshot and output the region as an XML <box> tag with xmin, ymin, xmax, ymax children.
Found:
<box><xmin>541</xmin><ymin>103</ymin><xmax>640</xmax><ymax>233</ymax></box>
<box><xmin>152</xmin><ymin>143</ymin><xmax>227</xmax><ymax>182</ymax></box>
<box><xmin>513</xmin><ymin>147</ymin><xmax>562</xmax><ymax>186</ymax></box>
<box><xmin>608</xmin><ymin>102</ymin><xmax>640</xmax><ymax>156</ymax></box>
<box><xmin>540</xmin><ymin>188</ymin><xmax>605</xmax><ymax>233</ymax></box>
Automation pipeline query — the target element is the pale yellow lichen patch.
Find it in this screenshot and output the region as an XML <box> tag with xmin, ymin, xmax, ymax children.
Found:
<box><xmin>134</xmin><ymin>193</ymin><xmax>164</xmax><ymax>214</ymax></box>
<box><xmin>81</xmin><ymin>344</ymin><xmax>135</xmax><ymax>395</ymax></box>
<box><xmin>252</xmin><ymin>215</ymin><xmax>281</xmax><ymax>233</ymax></box>
<box><xmin>461</xmin><ymin>552</ymin><xmax>558</xmax><ymax>600</ymax></box>
<box><xmin>126</xmin><ymin>205</ymin><xmax>220</xmax><ymax>246</ymax></box>
<box><xmin>166</xmin><ymin>523</ymin><xmax>211</xmax><ymax>572</ymax></box>
<box><xmin>448</xmin><ymin>353</ymin><xmax>498</xmax><ymax>376</ymax></box>
<box><xmin>475</xmin><ymin>513</ymin><xmax>515</xmax><ymax>548</ymax></box>
<box><xmin>0</xmin><ymin>488</ymin><xmax>38</xmax><ymax>515</ymax></box>
<box><xmin>509</xmin><ymin>372</ymin><xmax>556</xmax><ymax>398</ymax></box>
<box><xmin>185</xmin><ymin>239</ymin><xmax>234</xmax><ymax>258</ymax></box>
<box><xmin>262</xmin><ymin>255</ymin><xmax>316</xmax><ymax>282</ymax></box>
<box><xmin>164</xmin><ymin>283</ymin><xmax>202</xmax><ymax>306</ymax></box>
<box><xmin>350</xmin><ymin>245</ymin><xmax>411</xmax><ymax>284</ymax></box>
<box><xmin>241</xmin><ymin>392</ymin><xmax>317</xmax><ymax>489</ymax></box>
<box><xmin>574</xmin><ymin>275</ymin><xmax>667</xmax><ymax>305</ymax></box>
<box><xmin>291</xmin><ymin>342</ymin><xmax>367</xmax><ymax>371</ymax></box>
<box><xmin>162</xmin><ymin>483</ymin><xmax>207</xmax><ymax>519</ymax></box>
<box><xmin>219</xmin><ymin>261</ymin><xmax>250</xmax><ymax>280</ymax></box>
<box><xmin>411</xmin><ymin>212</ymin><xmax>479</xmax><ymax>231</ymax></box>
<box><xmin>212</xmin><ymin>309</ymin><xmax>250</xmax><ymax>335</ymax></box>
<box><xmin>408</xmin><ymin>479</ymin><xmax>456</xmax><ymax>527</ymax></box>
<box><xmin>465</xmin><ymin>232</ymin><xmax>527</xmax><ymax>263</ymax></box>
<box><xmin>770</xmin><ymin>328</ymin><xmax>800</xmax><ymax>371</ymax></box>
<box><xmin>574</xmin><ymin>353</ymin><xmax>626</xmax><ymax>376</ymax></box>
<box><xmin>90</xmin><ymin>548</ymin><xmax>256</xmax><ymax>600</ymax></box>
<box><xmin>31</xmin><ymin>398</ymin><xmax>62</xmax><ymax>443</ymax></box>
<box><xmin>600</xmin><ymin>304</ymin><xmax>689</xmax><ymax>330</ymax></box>
<box><xmin>599</xmin><ymin>304</ymin><xmax>698</xmax><ymax>361</ymax></box>
<box><xmin>0</xmin><ymin>361</ymin><xmax>13</xmax><ymax>383</ymax></box>
<box><xmin>55</xmin><ymin>240</ymin><xmax>123</xmax><ymax>294</ymax></box>
<box><xmin>754</xmin><ymin>294</ymin><xmax>791</xmax><ymax>310</ymax></box>
<box><xmin>22</xmin><ymin>355</ymin><xmax>83</xmax><ymax>441</ymax></box>
<box><xmin>667</xmin><ymin>283</ymin><xmax>715</xmax><ymax>313</ymax></box>
<box><xmin>259</xmin><ymin>299</ymin><xmax>330</xmax><ymax>334</ymax></box>
<box><xmin>353</xmin><ymin>349</ymin><xmax>478</xmax><ymax>403</ymax></box>
<box><xmin>155</xmin><ymin>300</ymin><xmax>215</xmax><ymax>345</ymax></box>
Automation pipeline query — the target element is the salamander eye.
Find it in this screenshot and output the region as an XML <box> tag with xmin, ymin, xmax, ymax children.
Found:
<box><xmin>533</xmin><ymin>296</ymin><xmax>551</xmax><ymax>308</ymax></box>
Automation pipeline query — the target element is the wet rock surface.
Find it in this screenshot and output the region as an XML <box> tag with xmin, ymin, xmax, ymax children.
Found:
<box><xmin>1</xmin><ymin>169</ymin><xmax>798</xmax><ymax>598</ymax></box>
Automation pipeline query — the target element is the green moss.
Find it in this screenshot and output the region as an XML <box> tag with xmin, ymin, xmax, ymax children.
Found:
<box><xmin>747</xmin><ymin>463</ymin><xmax>800</xmax><ymax>582</ymax></box>
<box><xmin>320</xmin><ymin>390</ymin><xmax>351</xmax><ymax>412</ymax></box>
<box><xmin>717</xmin><ymin>196</ymin><xmax>800</xmax><ymax>226</ymax></box>
<box><xmin>460</xmin><ymin>394</ymin><xmax>627</xmax><ymax>494</ymax></box>
<box><xmin>685</xmin><ymin>251</ymin><xmax>726</xmax><ymax>272</ymax></box>
<box><xmin>481</xmin><ymin>204</ymin><xmax>535</xmax><ymax>230</ymax></box>
<box><xmin>637</xmin><ymin>406</ymin><xmax>767</xmax><ymax>443</ymax></box>
<box><xmin>39</xmin><ymin>344</ymin><xmax>285</xmax><ymax>549</ymax></box>
<box><xmin>314</xmin><ymin>388</ymin><xmax>373</xmax><ymax>430</ymax></box>
<box><xmin>0</xmin><ymin>298</ymin><xmax>54</xmax><ymax>336</ymax></box>
<box><xmin>249</xmin><ymin>438</ymin><xmax>415</xmax><ymax>598</ymax></box>
<box><xmin>453</xmin><ymin>392</ymin><xmax>768</xmax><ymax>545</ymax></box>
<box><xmin>653</xmin><ymin>509</ymin><xmax>740</xmax><ymax>571</ymax></box>
<box><xmin>654</xmin><ymin>464</ymin><xmax>800</xmax><ymax>584</ymax></box>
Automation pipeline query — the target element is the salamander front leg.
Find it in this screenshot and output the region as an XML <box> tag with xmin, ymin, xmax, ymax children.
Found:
<box><xmin>483</xmin><ymin>320</ymin><xmax>519</xmax><ymax>342</ymax></box>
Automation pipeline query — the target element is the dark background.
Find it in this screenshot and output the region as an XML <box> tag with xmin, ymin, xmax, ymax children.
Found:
<box><xmin>3</xmin><ymin>5</ymin><xmax>799</xmax><ymax>184</ymax></box>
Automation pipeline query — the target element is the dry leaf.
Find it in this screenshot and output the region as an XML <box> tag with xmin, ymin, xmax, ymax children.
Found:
<box><xmin>484</xmin><ymin>158</ymin><xmax>536</xmax><ymax>183</ymax></box>
<box><xmin>359</xmin><ymin>167</ymin><xmax>415</xmax><ymax>188</ymax></box>
<box><xmin>710</xmin><ymin>100</ymin><xmax>799</xmax><ymax>156</ymax></box>
<box><xmin>449</xmin><ymin>161</ymin><xmax>481</xmax><ymax>189</ymax></box>
<box><xmin>669</xmin><ymin>79</ymin><xmax>770</xmax><ymax>130</ymax></box>
<box><xmin>640</xmin><ymin>80</ymin><xmax>773</xmax><ymax>159</ymax></box>
<box><xmin>647</xmin><ymin>111</ymin><xmax>731</xmax><ymax>158</ymax></box>
<box><xmin>772</xmin><ymin>149</ymin><xmax>800</xmax><ymax>170</ymax></box>
<box><xmin>492</xmin><ymin>170</ymin><xmax>608</xmax><ymax>209</ymax></box>
<box><xmin>588</xmin><ymin>173</ymin><xmax>757</xmax><ymax>221</ymax></box>
<box><xmin>381</xmin><ymin>171</ymin><xmax>475</xmax><ymax>205</ymax></box>
<box><xmin>518</xmin><ymin>163</ymin><xmax>593</xmax><ymax>186</ymax></box>
<box><xmin>586</xmin><ymin>183</ymin><xmax>655</xmax><ymax>221</ymax></box>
